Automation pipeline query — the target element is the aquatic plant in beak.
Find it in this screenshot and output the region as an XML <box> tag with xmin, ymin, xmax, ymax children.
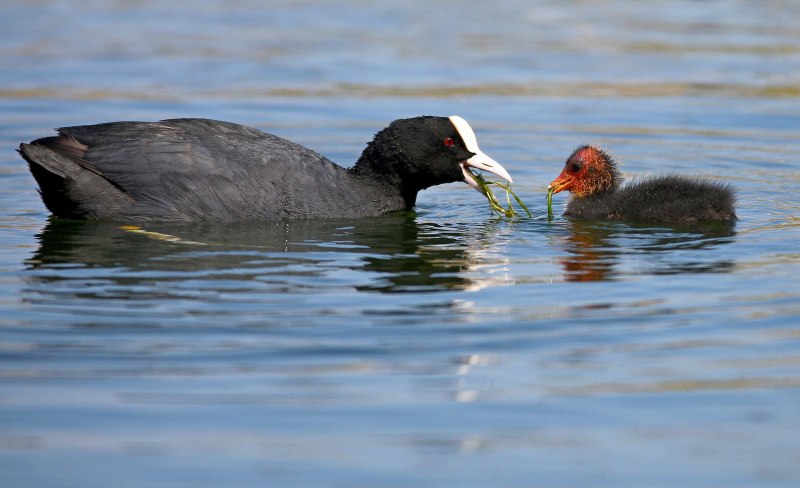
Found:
<box><xmin>466</xmin><ymin>168</ymin><xmax>531</xmax><ymax>218</ymax></box>
<box><xmin>447</xmin><ymin>116</ymin><xmax>529</xmax><ymax>218</ymax></box>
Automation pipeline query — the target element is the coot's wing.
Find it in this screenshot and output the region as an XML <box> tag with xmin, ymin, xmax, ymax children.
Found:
<box><xmin>57</xmin><ymin>118</ymin><xmax>353</xmax><ymax>220</ymax></box>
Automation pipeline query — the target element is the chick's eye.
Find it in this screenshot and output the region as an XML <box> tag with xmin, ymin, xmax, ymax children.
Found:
<box><xmin>443</xmin><ymin>137</ymin><xmax>455</xmax><ymax>148</ymax></box>
<box><xmin>570</xmin><ymin>162</ymin><xmax>583</xmax><ymax>172</ymax></box>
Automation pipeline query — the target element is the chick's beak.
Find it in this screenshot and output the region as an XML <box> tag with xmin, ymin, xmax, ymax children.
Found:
<box><xmin>548</xmin><ymin>168</ymin><xmax>573</xmax><ymax>194</ymax></box>
<box><xmin>460</xmin><ymin>151</ymin><xmax>513</xmax><ymax>193</ymax></box>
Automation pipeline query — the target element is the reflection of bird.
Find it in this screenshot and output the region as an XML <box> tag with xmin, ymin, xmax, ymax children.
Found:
<box><xmin>558</xmin><ymin>220</ymin><xmax>737</xmax><ymax>283</ymax></box>
<box><xmin>548</xmin><ymin>145</ymin><xmax>736</xmax><ymax>222</ymax></box>
<box><xmin>29</xmin><ymin>217</ymin><xmax>478</xmax><ymax>294</ymax></box>
<box><xmin>560</xmin><ymin>223</ymin><xmax>618</xmax><ymax>282</ymax></box>
<box><xmin>19</xmin><ymin>116</ymin><xmax>511</xmax><ymax>222</ymax></box>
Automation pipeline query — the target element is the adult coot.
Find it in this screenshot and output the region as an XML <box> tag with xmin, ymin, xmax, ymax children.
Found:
<box><xmin>548</xmin><ymin>145</ymin><xmax>736</xmax><ymax>222</ymax></box>
<box><xmin>19</xmin><ymin>116</ymin><xmax>512</xmax><ymax>221</ymax></box>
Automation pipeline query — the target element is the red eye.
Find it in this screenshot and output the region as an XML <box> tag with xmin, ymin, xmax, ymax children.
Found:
<box><xmin>443</xmin><ymin>137</ymin><xmax>455</xmax><ymax>148</ymax></box>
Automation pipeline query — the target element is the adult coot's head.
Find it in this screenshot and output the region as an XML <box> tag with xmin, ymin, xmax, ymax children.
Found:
<box><xmin>352</xmin><ymin>116</ymin><xmax>512</xmax><ymax>208</ymax></box>
<box><xmin>548</xmin><ymin>145</ymin><xmax>622</xmax><ymax>198</ymax></box>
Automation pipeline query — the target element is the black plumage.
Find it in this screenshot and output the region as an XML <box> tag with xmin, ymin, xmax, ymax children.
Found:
<box><xmin>19</xmin><ymin>116</ymin><xmax>510</xmax><ymax>222</ymax></box>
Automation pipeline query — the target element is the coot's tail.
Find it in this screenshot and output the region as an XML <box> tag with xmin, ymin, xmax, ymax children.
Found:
<box><xmin>19</xmin><ymin>135</ymin><xmax>132</xmax><ymax>219</ymax></box>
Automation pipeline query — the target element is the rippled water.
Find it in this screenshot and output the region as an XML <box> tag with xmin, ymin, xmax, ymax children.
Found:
<box><xmin>1</xmin><ymin>1</ymin><xmax>799</xmax><ymax>487</ymax></box>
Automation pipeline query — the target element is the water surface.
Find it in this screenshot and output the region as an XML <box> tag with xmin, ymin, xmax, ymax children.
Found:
<box><xmin>1</xmin><ymin>1</ymin><xmax>799</xmax><ymax>487</ymax></box>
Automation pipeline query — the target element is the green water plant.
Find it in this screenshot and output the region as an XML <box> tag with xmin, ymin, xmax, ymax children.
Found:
<box><xmin>468</xmin><ymin>169</ymin><xmax>531</xmax><ymax>218</ymax></box>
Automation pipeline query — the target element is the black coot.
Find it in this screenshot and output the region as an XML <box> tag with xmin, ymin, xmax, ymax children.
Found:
<box><xmin>548</xmin><ymin>145</ymin><xmax>736</xmax><ymax>222</ymax></box>
<box><xmin>19</xmin><ymin>116</ymin><xmax>511</xmax><ymax>221</ymax></box>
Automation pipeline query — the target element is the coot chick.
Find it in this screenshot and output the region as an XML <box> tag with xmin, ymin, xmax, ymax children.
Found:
<box><xmin>548</xmin><ymin>145</ymin><xmax>736</xmax><ymax>222</ymax></box>
<box><xmin>19</xmin><ymin>116</ymin><xmax>512</xmax><ymax>222</ymax></box>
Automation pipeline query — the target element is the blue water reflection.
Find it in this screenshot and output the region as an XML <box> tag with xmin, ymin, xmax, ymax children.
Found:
<box><xmin>1</xmin><ymin>0</ymin><xmax>800</xmax><ymax>487</ymax></box>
